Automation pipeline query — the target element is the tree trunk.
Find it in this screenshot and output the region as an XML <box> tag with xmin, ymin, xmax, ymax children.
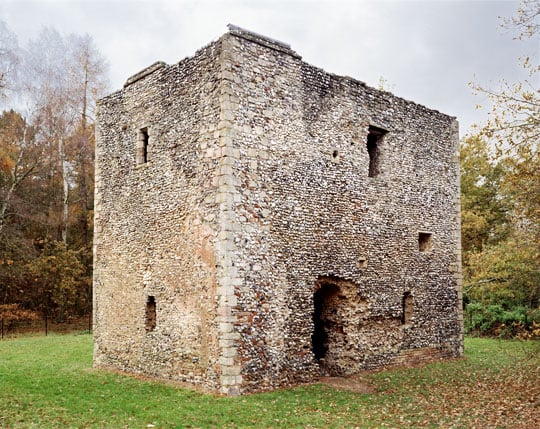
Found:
<box><xmin>0</xmin><ymin>184</ymin><xmax>15</xmax><ymax>236</ymax></box>
<box><xmin>0</xmin><ymin>131</ymin><xmax>31</xmax><ymax>236</ymax></box>
<box><xmin>59</xmin><ymin>137</ymin><xmax>69</xmax><ymax>244</ymax></box>
<box><xmin>82</xmin><ymin>63</ymin><xmax>88</xmax><ymax>129</ymax></box>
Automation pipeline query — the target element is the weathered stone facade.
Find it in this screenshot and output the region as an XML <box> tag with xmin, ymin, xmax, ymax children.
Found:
<box><xmin>93</xmin><ymin>25</ymin><xmax>463</xmax><ymax>395</ymax></box>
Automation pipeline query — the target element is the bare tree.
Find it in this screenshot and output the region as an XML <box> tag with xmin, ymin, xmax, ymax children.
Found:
<box><xmin>66</xmin><ymin>34</ymin><xmax>109</xmax><ymax>247</ymax></box>
<box><xmin>472</xmin><ymin>0</ymin><xmax>539</xmax><ymax>151</ymax></box>
<box><xmin>22</xmin><ymin>28</ymin><xmax>108</xmax><ymax>243</ymax></box>
<box><xmin>67</xmin><ymin>34</ymin><xmax>109</xmax><ymax>128</ymax></box>
<box><xmin>0</xmin><ymin>24</ymin><xmax>109</xmax><ymax>325</ymax></box>
<box><xmin>502</xmin><ymin>0</ymin><xmax>540</xmax><ymax>40</ymax></box>
<box><xmin>0</xmin><ymin>21</ymin><xmax>19</xmax><ymax>100</ymax></box>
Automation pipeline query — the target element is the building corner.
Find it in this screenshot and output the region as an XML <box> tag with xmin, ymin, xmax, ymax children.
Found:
<box><xmin>214</xmin><ymin>33</ymin><xmax>243</xmax><ymax>395</ymax></box>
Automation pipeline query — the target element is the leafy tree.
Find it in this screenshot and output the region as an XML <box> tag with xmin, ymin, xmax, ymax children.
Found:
<box><xmin>0</xmin><ymin>303</ymin><xmax>39</xmax><ymax>338</ymax></box>
<box><xmin>501</xmin><ymin>137</ymin><xmax>540</xmax><ymax>233</ymax></box>
<box><xmin>26</xmin><ymin>240</ymin><xmax>87</xmax><ymax>323</ymax></box>
<box><xmin>472</xmin><ymin>2</ymin><xmax>539</xmax><ymax>230</ymax></box>
<box><xmin>466</xmin><ymin>229</ymin><xmax>539</xmax><ymax>309</ymax></box>
<box><xmin>460</xmin><ymin>136</ymin><xmax>509</xmax><ymax>260</ymax></box>
<box><xmin>464</xmin><ymin>1</ymin><xmax>540</xmax><ymax>337</ymax></box>
<box><xmin>0</xmin><ymin>110</ymin><xmax>41</xmax><ymax>236</ymax></box>
<box><xmin>0</xmin><ymin>25</ymin><xmax>108</xmax><ymax>326</ymax></box>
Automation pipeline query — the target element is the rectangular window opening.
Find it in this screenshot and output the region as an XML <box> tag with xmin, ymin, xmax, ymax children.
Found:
<box><xmin>418</xmin><ymin>232</ymin><xmax>433</xmax><ymax>252</ymax></box>
<box><xmin>145</xmin><ymin>295</ymin><xmax>156</xmax><ymax>332</ymax></box>
<box><xmin>366</xmin><ymin>126</ymin><xmax>387</xmax><ymax>177</ymax></box>
<box><xmin>137</xmin><ymin>127</ymin><xmax>149</xmax><ymax>165</ymax></box>
<box><xmin>401</xmin><ymin>291</ymin><xmax>413</xmax><ymax>325</ymax></box>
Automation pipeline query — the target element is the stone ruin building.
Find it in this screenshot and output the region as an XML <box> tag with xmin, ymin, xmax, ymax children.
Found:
<box><xmin>93</xmin><ymin>25</ymin><xmax>463</xmax><ymax>396</ymax></box>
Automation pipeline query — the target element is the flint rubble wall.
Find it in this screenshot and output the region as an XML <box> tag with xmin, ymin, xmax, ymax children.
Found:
<box><xmin>94</xmin><ymin>28</ymin><xmax>462</xmax><ymax>395</ymax></box>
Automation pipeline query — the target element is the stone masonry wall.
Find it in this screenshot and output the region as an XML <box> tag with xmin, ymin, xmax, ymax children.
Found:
<box><xmin>94</xmin><ymin>27</ymin><xmax>463</xmax><ymax>396</ymax></box>
<box><xmin>219</xmin><ymin>29</ymin><xmax>462</xmax><ymax>393</ymax></box>
<box><xmin>94</xmin><ymin>40</ymin><xmax>225</xmax><ymax>390</ymax></box>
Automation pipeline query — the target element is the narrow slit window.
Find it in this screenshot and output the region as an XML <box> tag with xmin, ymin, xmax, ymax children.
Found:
<box><xmin>137</xmin><ymin>127</ymin><xmax>149</xmax><ymax>165</ymax></box>
<box><xmin>366</xmin><ymin>126</ymin><xmax>387</xmax><ymax>177</ymax></box>
<box><xmin>402</xmin><ymin>292</ymin><xmax>413</xmax><ymax>325</ymax></box>
<box><xmin>418</xmin><ymin>232</ymin><xmax>433</xmax><ymax>252</ymax></box>
<box><xmin>145</xmin><ymin>296</ymin><xmax>156</xmax><ymax>332</ymax></box>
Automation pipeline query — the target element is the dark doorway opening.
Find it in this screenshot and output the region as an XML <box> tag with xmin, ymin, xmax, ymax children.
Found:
<box><xmin>312</xmin><ymin>282</ymin><xmax>340</xmax><ymax>361</ymax></box>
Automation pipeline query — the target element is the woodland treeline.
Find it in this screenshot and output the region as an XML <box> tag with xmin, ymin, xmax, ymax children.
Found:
<box><xmin>0</xmin><ymin>22</ymin><xmax>108</xmax><ymax>330</ymax></box>
<box><xmin>0</xmin><ymin>2</ymin><xmax>539</xmax><ymax>337</ymax></box>
<box><xmin>462</xmin><ymin>1</ymin><xmax>539</xmax><ymax>338</ymax></box>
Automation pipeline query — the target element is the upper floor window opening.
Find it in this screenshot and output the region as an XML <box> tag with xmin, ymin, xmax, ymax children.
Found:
<box><xmin>137</xmin><ymin>127</ymin><xmax>150</xmax><ymax>165</ymax></box>
<box><xmin>366</xmin><ymin>125</ymin><xmax>387</xmax><ymax>177</ymax></box>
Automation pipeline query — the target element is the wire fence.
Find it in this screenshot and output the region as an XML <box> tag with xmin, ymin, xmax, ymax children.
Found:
<box><xmin>0</xmin><ymin>314</ymin><xmax>92</xmax><ymax>339</ymax></box>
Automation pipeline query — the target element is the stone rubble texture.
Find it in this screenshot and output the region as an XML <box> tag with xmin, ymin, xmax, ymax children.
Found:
<box><xmin>93</xmin><ymin>26</ymin><xmax>463</xmax><ymax>396</ymax></box>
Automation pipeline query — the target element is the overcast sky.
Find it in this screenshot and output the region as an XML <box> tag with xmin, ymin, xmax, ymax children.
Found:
<box><xmin>1</xmin><ymin>0</ymin><xmax>538</xmax><ymax>136</ymax></box>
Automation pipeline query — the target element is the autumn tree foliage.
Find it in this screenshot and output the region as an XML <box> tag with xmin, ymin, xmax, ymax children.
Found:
<box><xmin>461</xmin><ymin>136</ymin><xmax>539</xmax><ymax>337</ymax></box>
<box><xmin>464</xmin><ymin>1</ymin><xmax>540</xmax><ymax>338</ymax></box>
<box><xmin>0</xmin><ymin>21</ymin><xmax>108</xmax><ymax>328</ymax></box>
<box><xmin>0</xmin><ymin>110</ymin><xmax>41</xmax><ymax>236</ymax></box>
<box><xmin>27</xmin><ymin>241</ymin><xmax>88</xmax><ymax>324</ymax></box>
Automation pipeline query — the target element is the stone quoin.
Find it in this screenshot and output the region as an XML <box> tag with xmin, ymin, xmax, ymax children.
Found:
<box><xmin>93</xmin><ymin>25</ymin><xmax>463</xmax><ymax>396</ymax></box>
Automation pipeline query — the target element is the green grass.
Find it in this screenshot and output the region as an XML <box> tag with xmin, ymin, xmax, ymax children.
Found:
<box><xmin>0</xmin><ymin>335</ymin><xmax>538</xmax><ymax>428</ymax></box>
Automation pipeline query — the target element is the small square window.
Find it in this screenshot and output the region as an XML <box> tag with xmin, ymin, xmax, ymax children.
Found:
<box><xmin>356</xmin><ymin>258</ymin><xmax>367</xmax><ymax>269</ymax></box>
<box><xmin>418</xmin><ymin>232</ymin><xmax>433</xmax><ymax>252</ymax></box>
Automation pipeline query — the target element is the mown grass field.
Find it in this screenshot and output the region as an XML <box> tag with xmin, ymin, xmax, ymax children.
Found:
<box><xmin>0</xmin><ymin>334</ymin><xmax>538</xmax><ymax>428</ymax></box>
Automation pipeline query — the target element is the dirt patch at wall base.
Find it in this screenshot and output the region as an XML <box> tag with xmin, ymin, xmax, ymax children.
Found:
<box><xmin>319</xmin><ymin>375</ymin><xmax>376</xmax><ymax>393</ymax></box>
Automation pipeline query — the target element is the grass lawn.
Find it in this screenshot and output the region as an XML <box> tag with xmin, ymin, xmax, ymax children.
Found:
<box><xmin>0</xmin><ymin>334</ymin><xmax>538</xmax><ymax>428</ymax></box>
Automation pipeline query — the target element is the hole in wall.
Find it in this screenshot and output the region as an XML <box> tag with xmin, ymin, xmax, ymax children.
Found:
<box><xmin>418</xmin><ymin>232</ymin><xmax>433</xmax><ymax>252</ymax></box>
<box><xmin>356</xmin><ymin>258</ymin><xmax>367</xmax><ymax>269</ymax></box>
<box><xmin>311</xmin><ymin>277</ymin><xmax>368</xmax><ymax>376</ymax></box>
<box><xmin>366</xmin><ymin>126</ymin><xmax>387</xmax><ymax>177</ymax></box>
<box><xmin>402</xmin><ymin>292</ymin><xmax>413</xmax><ymax>325</ymax></box>
<box><xmin>137</xmin><ymin>127</ymin><xmax>149</xmax><ymax>165</ymax></box>
<box><xmin>332</xmin><ymin>150</ymin><xmax>339</xmax><ymax>158</ymax></box>
<box><xmin>145</xmin><ymin>296</ymin><xmax>156</xmax><ymax>332</ymax></box>
<box><xmin>312</xmin><ymin>282</ymin><xmax>340</xmax><ymax>361</ymax></box>
<box><xmin>141</xmin><ymin>128</ymin><xmax>149</xmax><ymax>162</ymax></box>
